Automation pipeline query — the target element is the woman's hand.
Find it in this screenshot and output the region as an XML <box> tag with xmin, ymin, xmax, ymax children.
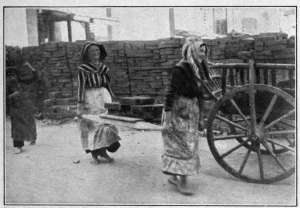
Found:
<box><xmin>77</xmin><ymin>102</ymin><xmax>85</xmax><ymax>115</ymax></box>
<box><xmin>162</xmin><ymin>110</ymin><xmax>171</xmax><ymax>126</ymax></box>
<box><xmin>111</xmin><ymin>93</ymin><xmax>117</xmax><ymax>102</ymax></box>
<box><xmin>24</xmin><ymin>62</ymin><xmax>36</xmax><ymax>72</ymax></box>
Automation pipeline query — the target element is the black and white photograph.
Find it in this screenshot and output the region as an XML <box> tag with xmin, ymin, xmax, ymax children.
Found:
<box><xmin>2</xmin><ymin>0</ymin><xmax>298</xmax><ymax>206</ymax></box>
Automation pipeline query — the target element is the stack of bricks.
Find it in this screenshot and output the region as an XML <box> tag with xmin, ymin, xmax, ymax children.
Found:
<box><xmin>5</xmin><ymin>32</ymin><xmax>295</xmax><ymax>120</ymax></box>
<box><xmin>103</xmin><ymin>41</ymin><xmax>131</xmax><ymax>96</ymax></box>
<box><xmin>126</xmin><ymin>39</ymin><xmax>183</xmax><ymax>99</ymax></box>
<box><xmin>253</xmin><ymin>33</ymin><xmax>295</xmax><ymax>64</ymax></box>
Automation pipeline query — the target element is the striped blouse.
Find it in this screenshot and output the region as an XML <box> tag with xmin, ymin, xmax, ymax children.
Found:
<box><xmin>77</xmin><ymin>63</ymin><xmax>111</xmax><ymax>103</ymax></box>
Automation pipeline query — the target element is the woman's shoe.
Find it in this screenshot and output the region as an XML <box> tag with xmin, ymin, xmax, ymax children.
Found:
<box><xmin>91</xmin><ymin>152</ymin><xmax>101</xmax><ymax>164</ymax></box>
<box><xmin>14</xmin><ymin>147</ymin><xmax>22</xmax><ymax>154</ymax></box>
<box><xmin>168</xmin><ymin>175</ymin><xmax>178</xmax><ymax>186</ymax></box>
<box><xmin>99</xmin><ymin>149</ymin><xmax>114</xmax><ymax>163</ymax></box>
<box><xmin>176</xmin><ymin>176</ymin><xmax>195</xmax><ymax>195</ymax></box>
<box><xmin>91</xmin><ymin>157</ymin><xmax>100</xmax><ymax>164</ymax></box>
<box><xmin>105</xmin><ymin>156</ymin><xmax>114</xmax><ymax>163</ymax></box>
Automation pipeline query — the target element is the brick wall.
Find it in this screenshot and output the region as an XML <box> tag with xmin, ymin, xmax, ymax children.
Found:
<box><xmin>6</xmin><ymin>32</ymin><xmax>295</xmax><ymax>112</ymax></box>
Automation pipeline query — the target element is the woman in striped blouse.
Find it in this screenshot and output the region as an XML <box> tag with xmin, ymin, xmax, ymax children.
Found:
<box><xmin>77</xmin><ymin>42</ymin><xmax>114</xmax><ymax>115</ymax></box>
<box><xmin>77</xmin><ymin>42</ymin><xmax>121</xmax><ymax>163</ymax></box>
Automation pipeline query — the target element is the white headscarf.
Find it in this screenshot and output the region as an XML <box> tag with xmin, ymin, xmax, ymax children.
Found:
<box><xmin>182</xmin><ymin>37</ymin><xmax>210</xmax><ymax>81</ymax></box>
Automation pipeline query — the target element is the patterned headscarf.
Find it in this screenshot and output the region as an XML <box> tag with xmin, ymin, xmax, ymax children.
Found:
<box><xmin>80</xmin><ymin>42</ymin><xmax>107</xmax><ymax>64</ymax></box>
<box><xmin>182</xmin><ymin>37</ymin><xmax>210</xmax><ymax>81</ymax></box>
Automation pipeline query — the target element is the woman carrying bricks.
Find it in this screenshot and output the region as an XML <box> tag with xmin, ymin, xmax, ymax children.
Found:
<box><xmin>77</xmin><ymin>42</ymin><xmax>120</xmax><ymax>163</ymax></box>
<box><xmin>161</xmin><ymin>37</ymin><xmax>209</xmax><ymax>195</ymax></box>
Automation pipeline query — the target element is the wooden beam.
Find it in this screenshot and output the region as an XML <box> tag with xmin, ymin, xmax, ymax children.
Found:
<box><xmin>210</xmin><ymin>63</ymin><xmax>295</xmax><ymax>70</ymax></box>
<box><xmin>67</xmin><ymin>19</ymin><xmax>72</xmax><ymax>42</ymax></box>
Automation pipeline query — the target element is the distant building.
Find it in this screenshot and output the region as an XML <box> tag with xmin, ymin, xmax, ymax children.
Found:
<box><xmin>5</xmin><ymin>8</ymin><xmax>117</xmax><ymax>47</ymax></box>
<box><xmin>5</xmin><ymin>7</ymin><xmax>296</xmax><ymax>47</ymax></box>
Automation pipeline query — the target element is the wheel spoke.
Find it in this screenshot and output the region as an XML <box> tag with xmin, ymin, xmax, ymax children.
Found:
<box><xmin>220</xmin><ymin>139</ymin><xmax>250</xmax><ymax>159</ymax></box>
<box><xmin>259</xmin><ymin>95</ymin><xmax>278</xmax><ymax>126</ymax></box>
<box><xmin>265</xmin><ymin>139</ymin><xmax>295</xmax><ymax>153</ymax></box>
<box><xmin>257</xmin><ymin>144</ymin><xmax>264</xmax><ymax>180</ymax></box>
<box><xmin>278</xmin><ymin>120</ymin><xmax>295</xmax><ymax>128</ymax></box>
<box><xmin>284</xmin><ymin>137</ymin><xmax>294</xmax><ymax>147</ymax></box>
<box><xmin>216</xmin><ymin>115</ymin><xmax>247</xmax><ymax>131</ymax></box>
<box><xmin>230</xmin><ymin>99</ymin><xmax>249</xmax><ymax>126</ymax></box>
<box><xmin>265</xmin><ymin>130</ymin><xmax>295</xmax><ymax>136</ymax></box>
<box><xmin>260</xmin><ymin>139</ymin><xmax>288</xmax><ymax>173</ymax></box>
<box><xmin>239</xmin><ymin>149</ymin><xmax>251</xmax><ymax>175</ymax></box>
<box><xmin>265</xmin><ymin>110</ymin><xmax>295</xmax><ymax>130</ymax></box>
<box><xmin>214</xmin><ymin>134</ymin><xmax>247</xmax><ymax>141</ymax></box>
<box><xmin>271</xmin><ymin>143</ymin><xmax>276</xmax><ymax>153</ymax></box>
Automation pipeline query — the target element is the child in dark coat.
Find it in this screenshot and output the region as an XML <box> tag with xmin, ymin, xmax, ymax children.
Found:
<box><xmin>7</xmin><ymin>74</ymin><xmax>37</xmax><ymax>153</ymax></box>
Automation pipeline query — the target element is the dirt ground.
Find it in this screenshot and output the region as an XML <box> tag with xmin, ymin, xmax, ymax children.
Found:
<box><xmin>4</xmin><ymin>117</ymin><xmax>296</xmax><ymax>205</ymax></box>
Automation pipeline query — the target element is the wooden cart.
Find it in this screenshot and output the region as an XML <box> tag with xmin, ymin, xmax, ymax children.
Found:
<box><xmin>203</xmin><ymin>59</ymin><xmax>295</xmax><ymax>184</ymax></box>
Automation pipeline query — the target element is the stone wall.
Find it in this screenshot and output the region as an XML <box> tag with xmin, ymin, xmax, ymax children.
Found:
<box><xmin>6</xmin><ymin>32</ymin><xmax>295</xmax><ymax>114</ymax></box>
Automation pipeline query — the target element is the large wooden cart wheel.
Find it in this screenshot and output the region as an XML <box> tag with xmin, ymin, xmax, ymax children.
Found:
<box><xmin>207</xmin><ymin>84</ymin><xmax>295</xmax><ymax>184</ymax></box>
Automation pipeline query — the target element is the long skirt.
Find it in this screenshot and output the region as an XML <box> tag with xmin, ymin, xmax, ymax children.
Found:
<box><xmin>83</xmin><ymin>87</ymin><xmax>112</xmax><ymax>114</ymax></box>
<box><xmin>9</xmin><ymin>92</ymin><xmax>36</xmax><ymax>142</ymax></box>
<box><xmin>161</xmin><ymin>96</ymin><xmax>201</xmax><ymax>176</ymax></box>
<box><xmin>79</xmin><ymin>87</ymin><xmax>116</xmax><ymax>151</ymax></box>
<box><xmin>79</xmin><ymin>119</ymin><xmax>121</xmax><ymax>152</ymax></box>
<box><xmin>93</xmin><ymin>124</ymin><xmax>121</xmax><ymax>151</ymax></box>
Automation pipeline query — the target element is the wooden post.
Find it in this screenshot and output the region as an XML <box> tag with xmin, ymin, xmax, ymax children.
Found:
<box><xmin>249</xmin><ymin>59</ymin><xmax>257</xmax><ymax>136</ymax></box>
<box><xmin>229</xmin><ymin>68</ymin><xmax>234</xmax><ymax>86</ymax></box>
<box><xmin>67</xmin><ymin>19</ymin><xmax>72</xmax><ymax>42</ymax></box>
<box><xmin>49</xmin><ymin>21</ymin><xmax>55</xmax><ymax>42</ymax></box>
<box><xmin>271</xmin><ymin>71</ymin><xmax>276</xmax><ymax>86</ymax></box>
<box><xmin>288</xmin><ymin>69</ymin><xmax>294</xmax><ymax>89</ymax></box>
<box><xmin>225</xmin><ymin>8</ymin><xmax>228</xmax><ymax>34</ymax></box>
<box><xmin>169</xmin><ymin>8</ymin><xmax>175</xmax><ymax>37</ymax></box>
<box><xmin>212</xmin><ymin>8</ymin><xmax>216</xmax><ymax>33</ymax></box>
<box><xmin>106</xmin><ymin>8</ymin><xmax>113</xmax><ymax>40</ymax></box>
<box><xmin>263</xmin><ymin>69</ymin><xmax>268</xmax><ymax>84</ymax></box>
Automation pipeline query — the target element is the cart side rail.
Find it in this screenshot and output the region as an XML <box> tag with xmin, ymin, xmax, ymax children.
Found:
<box><xmin>208</xmin><ymin>61</ymin><xmax>295</xmax><ymax>94</ymax></box>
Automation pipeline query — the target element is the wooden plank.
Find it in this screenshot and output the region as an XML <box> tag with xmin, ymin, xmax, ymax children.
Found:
<box><xmin>211</xmin><ymin>63</ymin><xmax>294</xmax><ymax>71</ymax></box>
<box><xmin>99</xmin><ymin>114</ymin><xmax>143</xmax><ymax>123</ymax></box>
<box><xmin>256</xmin><ymin>63</ymin><xmax>295</xmax><ymax>70</ymax></box>
<box><xmin>211</xmin><ymin>63</ymin><xmax>248</xmax><ymax>69</ymax></box>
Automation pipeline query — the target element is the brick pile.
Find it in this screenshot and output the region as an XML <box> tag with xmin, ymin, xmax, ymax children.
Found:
<box><xmin>5</xmin><ymin>32</ymin><xmax>295</xmax><ymax>119</ymax></box>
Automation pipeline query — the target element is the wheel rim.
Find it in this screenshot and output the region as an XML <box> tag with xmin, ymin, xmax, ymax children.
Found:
<box><xmin>207</xmin><ymin>84</ymin><xmax>295</xmax><ymax>184</ymax></box>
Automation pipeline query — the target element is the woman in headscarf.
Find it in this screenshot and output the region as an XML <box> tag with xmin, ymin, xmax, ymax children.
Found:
<box><xmin>77</xmin><ymin>42</ymin><xmax>120</xmax><ymax>163</ymax></box>
<box><xmin>161</xmin><ymin>37</ymin><xmax>210</xmax><ymax>195</ymax></box>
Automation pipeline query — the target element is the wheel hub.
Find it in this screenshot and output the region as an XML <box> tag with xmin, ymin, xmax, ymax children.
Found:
<box><xmin>255</xmin><ymin>126</ymin><xmax>265</xmax><ymax>139</ymax></box>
